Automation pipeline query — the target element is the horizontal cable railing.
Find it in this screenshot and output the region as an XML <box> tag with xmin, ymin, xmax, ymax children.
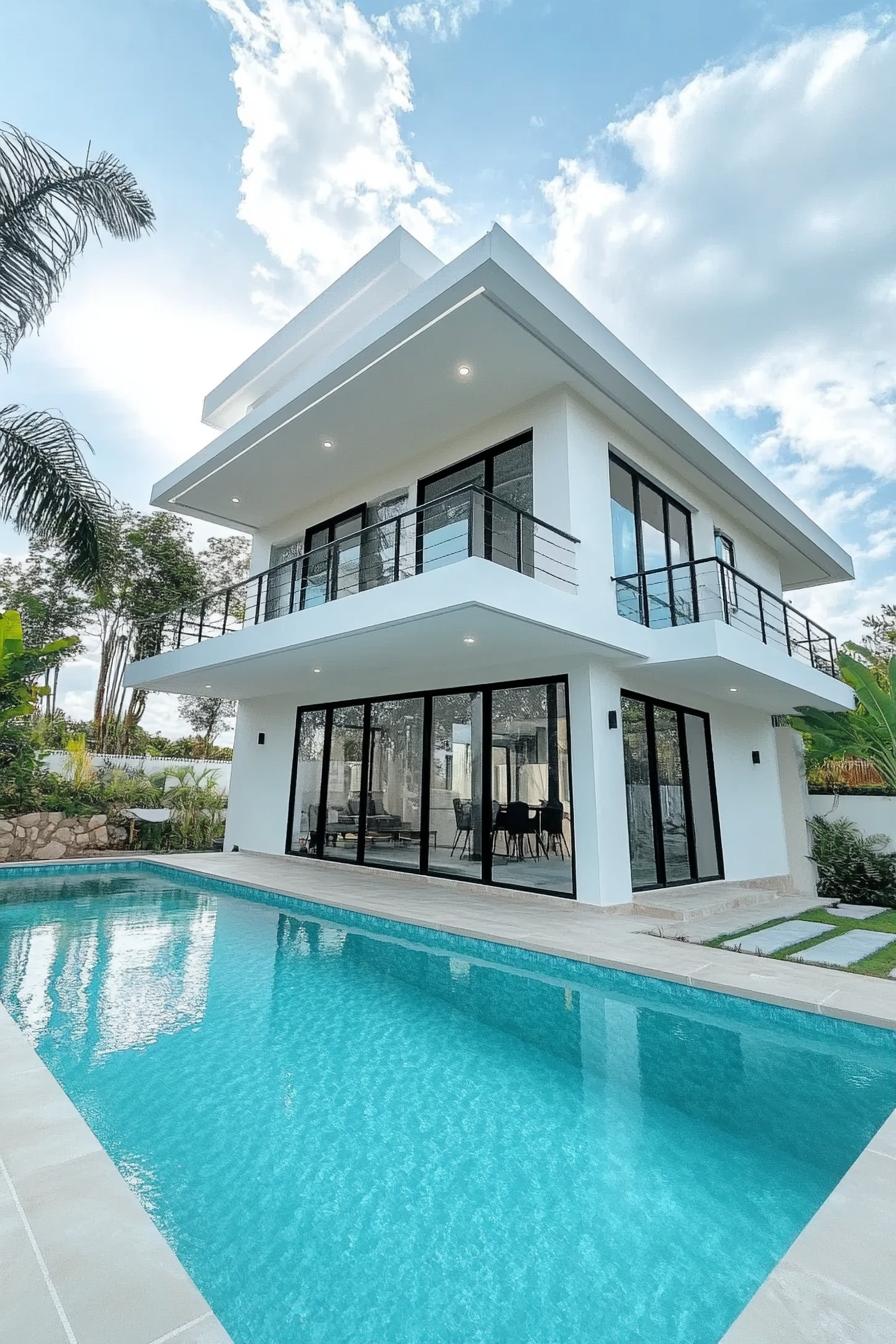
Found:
<box><xmin>613</xmin><ymin>555</ymin><xmax>841</xmax><ymax>679</ymax></box>
<box><xmin>135</xmin><ymin>485</ymin><xmax>579</xmax><ymax>658</ymax></box>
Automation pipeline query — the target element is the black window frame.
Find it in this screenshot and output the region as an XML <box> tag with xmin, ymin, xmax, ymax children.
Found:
<box><xmin>299</xmin><ymin>502</ymin><xmax>368</xmax><ymax>608</ymax></box>
<box><xmin>415</xmin><ymin>430</ymin><xmax>534</xmax><ymax>573</ymax></box>
<box><xmin>714</xmin><ymin>529</ymin><xmax>739</xmax><ymax>613</ymax></box>
<box><xmin>609</xmin><ymin>450</ymin><xmax>697</xmax><ymax>626</ymax></box>
<box><xmin>620</xmin><ymin>689</ymin><xmax>724</xmax><ymax>890</ymax></box>
<box><xmin>285</xmin><ymin>672</ymin><xmax>576</xmax><ymax>901</ymax></box>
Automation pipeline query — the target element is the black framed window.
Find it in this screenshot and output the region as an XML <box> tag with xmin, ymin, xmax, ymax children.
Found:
<box><xmin>417</xmin><ymin>433</ymin><xmax>533</xmax><ymax>574</ymax></box>
<box><xmin>610</xmin><ymin>453</ymin><xmax>695</xmax><ymax>627</ymax></box>
<box><xmin>621</xmin><ymin>691</ymin><xmax>723</xmax><ymax>890</ymax></box>
<box><xmin>714</xmin><ymin>530</ymin><xmax>738</xmax><ymax>613</ymax></box>
<box><xmin>301</xmin><ymin>504</ymin><xmax>367</xmax><ymax>608</ymax></box>
<box><xmin>286</xmin><ymin>674</ymin><xmax>575</xmax><ymax>900</ymax></box>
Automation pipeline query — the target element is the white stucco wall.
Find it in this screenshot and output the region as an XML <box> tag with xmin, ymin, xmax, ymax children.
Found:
<box><xmin>807</xmin><ymin>793</ymin><xmax>896</xmax><ymax>848</ymax></box>
<box><xmin>224</xmin><ymin>695</ymin><xmax>298</xmax><ymax>855</ymax></box>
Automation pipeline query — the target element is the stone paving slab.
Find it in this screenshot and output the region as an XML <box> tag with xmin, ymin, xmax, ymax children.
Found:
<box><xmin>794</xmin><ymin>930</ymin><xmax>896</xmax><ymax>967</ymax></box>
<box><xmin>657</xmin><ymin>895</ymin><xmax>833</xmax><ymax>943</ymax></box>
<box><xmin>832</xmin><ymin>903</ymin><xmax>891</xmax><ymax>920</ymax></box>
<box><xmin>722</xmin><ymin>919</ymin><xmax>833</xmax><ymax>955</ymax></box>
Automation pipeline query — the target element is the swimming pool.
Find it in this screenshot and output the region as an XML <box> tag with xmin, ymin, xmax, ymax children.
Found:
<box><xmin>0</xmin><ymin>863</ymin><xmax>893</xmax><ymax>1344</ymax></box>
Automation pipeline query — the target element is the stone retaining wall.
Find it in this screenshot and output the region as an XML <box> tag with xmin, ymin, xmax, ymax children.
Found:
<box><xmin>0</xmin><ymin>811</ymin><xmax>127</xmax><ymax>861</ymax></box>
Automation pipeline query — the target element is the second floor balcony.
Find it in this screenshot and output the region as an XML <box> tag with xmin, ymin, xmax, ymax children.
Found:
<box><xmin>613</xmin><ymin>556</ymin><xmax>841</xmax><ymax>680</ymax></box>
<box><xmin>136</xmin><ymin>486</ymin><xmax>579</xmax><ymax>659</ymax></box>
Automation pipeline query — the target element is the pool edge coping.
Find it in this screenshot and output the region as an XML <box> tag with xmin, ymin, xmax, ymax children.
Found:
<box><xmin>0</xmin><ymin>994</ymin><xmax>234</xmax><ymax>1344</ymax></box>
<box><xmin>2</xmin><ymin>852</ymin><xmax>896</xmax><ymax>1342</ymax></box>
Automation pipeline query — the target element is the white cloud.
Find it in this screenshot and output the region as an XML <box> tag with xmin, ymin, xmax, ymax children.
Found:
<box><xmin>208</xmin><ymin>0</ymin><xmax>456</xmax><ymax>301</ymax></box>
<box><xmin>387</xmin><ymin>0</ymin><xmax>481</xmax><ymax>39</ymax></box>
<box><xmin>542</xmin><ymin>20</ymin><xmax>896</xmax><ymax>530</ymax></box>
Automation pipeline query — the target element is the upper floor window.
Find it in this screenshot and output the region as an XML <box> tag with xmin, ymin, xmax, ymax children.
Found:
<box><xmin>417</xmin><ymin>433</ymin><xmax>533</xmax><ymax>573</ymax></box>
<box><xmin>610</xmin><ymin>452</ymin><xmax>694</xmax><ymax>626</ymax></box>
<box><xmin>714</xmin><ymin>531</ymin><xmax>735</xmax><ymax>568</ymax></box>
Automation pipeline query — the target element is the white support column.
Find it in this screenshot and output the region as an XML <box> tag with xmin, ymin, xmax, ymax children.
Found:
<box><xmin>567</xmin><ymin>660</ymin><xmax>633</xmax><ymax>907</ymax></box>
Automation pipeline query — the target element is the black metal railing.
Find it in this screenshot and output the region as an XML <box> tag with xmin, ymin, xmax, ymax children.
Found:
<box><xmin>613</xmin><ymin>555</ymin><xmax>840</xmax><ymax>679</ymax></box>
<box><xmin>135</xmin><ymin>485</ymin><xmax>579</xmax><ymax>657</ymax></box>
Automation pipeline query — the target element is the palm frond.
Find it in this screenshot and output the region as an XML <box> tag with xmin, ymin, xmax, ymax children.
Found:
<box><xmin>0</xmin><ymin>125</ymin><xmax>155</xmax><ymax>362</ymax></box>
<box><xmin>0</xmin><ymin>404</ymin><xmax>112</xmax><ymax>582</ymax></box>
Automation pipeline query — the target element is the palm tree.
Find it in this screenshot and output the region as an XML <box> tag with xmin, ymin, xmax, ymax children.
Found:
<box><xmin>0</xmin><ymin>124</ymin><xmax>155</xmax><ymax>579</ymax></box>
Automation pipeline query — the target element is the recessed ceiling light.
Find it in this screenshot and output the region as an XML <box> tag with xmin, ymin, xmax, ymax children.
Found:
<box><xmin>205</xmin><ymin>684</ymin><xmax>212</xmax><ymax>689</ymax></box>
<box><xmin>729</xmin><ymin>687</ymin><xmax>738</xmax><ymax>692</ymax></box>
<box><xmin>456</xmin><ymin>363</ymin><xmax>472</xmax><ymax>379</ymax></box>
<box><xmin>322</xmin><ymin>439</ymin><xmax>335</xmax><ymax>449</ymax></box>
<box><xmin>231</xmin><ymin>496</ymin><xmax>240</xmax><ymax>504</ymax></box>
<box><xmin>463</xmin><ymin>635</ymin><xmax>476</xmax><ymax>645</ymax></box>
<box><xmin>313</xmin><ymin>667</ymin><xmax>321</xmax><ymax>673</ymax></box>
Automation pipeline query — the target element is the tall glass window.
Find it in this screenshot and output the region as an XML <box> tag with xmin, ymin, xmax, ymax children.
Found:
<box><xmin>363</xmin><ymin>698</ymin><xmax>426</xmax><ymax>872</ymax></box>
<box><xmin>290</xmin><ymin>709</ymin><xmax>327</xmax><ymax>855</ymax></box>
<box><xmin>429</xmin><ymin>692</ymin><xmax>483</xmax><ymax>881</ymax></box>
<box><xmin>419</xmin><ymin>436</ymin><xmax>533</xmax><ymax>574</ymax></box>
<box><xmin>621</xmin><ymin>693</ymin><xmax>722</xmax><ymax>889</ymax></box>
<box><xmin>287</xmin><ymin>677</ymin><xmax>575</xmax><ymax>898</ymax></box>
<box><xmin>491</xmin><ymin>681</ymin><xmax>573</xmax><ymax>896</ymax></box>
<box><xmin>621</xmin><ymin>697</ymin><xmax>658</xmax><ymax>888</ymax></box>
<box><xmin>652</xmin><ymin>705</ymin><xmax>691</xmax><ymax>883</ymax></box>
<box><xmin>321</xmin><ymin>704</ymin><xmax>365</xmax><ymax>863</ymax></box>
<box><xmin>609</xmin><ymin>453</ymin><xmax>694</xmax><ymax>628</ymax></box>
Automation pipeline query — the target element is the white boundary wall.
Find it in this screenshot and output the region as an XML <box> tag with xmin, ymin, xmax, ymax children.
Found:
<box><xmin>41</xmin><ymin>752</ymin><xmax>231</xmax><ymax>794</ymax></box>
<box><xmin>808</xmin><ymin>793</ymin><xmax>896</xmax><ymax>848</ymax></box>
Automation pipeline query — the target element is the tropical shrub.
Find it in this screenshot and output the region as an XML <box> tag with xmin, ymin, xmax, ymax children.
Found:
<box><xmin>809</xmin><ymin>815</ymin><xmax>896</xmax><ymax>907</ymax></box>
<box><xmin>158</xmin><ymin>766</ymin><xmax>226</xmax><ymax>851</ymax></box>
<box><xmin>0</xmin><ymin>609</ymin><xmax>77</xmax><ymax>724</ymax></box>
<box><xmin>63</xmin><ymin>733</ymin><xmax>95</xmax><ymax>787</ymax></box>
<box><xmin>0</xmin><ymin>723</ymin><xmax>41</xmax><ymax>812</ymax></box>
<box><xmin>795</xmin><ymin>646</ymin><xmax>896</xmax><ymax>793</ymax></box>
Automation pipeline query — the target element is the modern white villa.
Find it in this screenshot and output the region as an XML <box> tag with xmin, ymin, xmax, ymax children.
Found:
<box><xmin>125</xmin><ymin>224</ymin><xmax>854</xmax><ymax>907</ymax></box>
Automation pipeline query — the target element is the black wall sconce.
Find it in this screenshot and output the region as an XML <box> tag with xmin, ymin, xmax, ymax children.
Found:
<box><xmin>257</xmin><ymin>732</ymin><xmax>266</xmax><ymax>745</ymax></box>
<box><xmin>751</xmin><ymin>749</ymin><xmax>760</xmax><ymax>765</ymax></box>
<box><xmin>608</xmin><ymin>710</ymin><xmax>618</xmax><ymax>730</ymax></box>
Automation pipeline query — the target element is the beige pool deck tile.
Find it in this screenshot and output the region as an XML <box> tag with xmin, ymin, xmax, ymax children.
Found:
<box><xmin>720</xmin><ymin>1261</ymin><xmax>896</xmax><ymax>1344</ymax></box>
<box><xmin>868</xmin><ymin>1110</ymin><xmax>896</xmax><ymax>1161</ymax></box>
<box><xmin>0</xmin><ymin>1061</ymin><xmax>101</xmax><ymax>1182</ymax></box>
<box><xmin>0</xmin><ymin>1186</ymin><xmax>72</xmax><ymax>1344</ymax></box>
<box><xmin>158</xmin><ymin>1315</ymin><xmax>236</xmax><ymax>1343</ymax></box>
<box><xmin>784</xmin><ymin>1150</ymin><xmax>896</xmax><ymax>1316</ymax></box>
<box><xmin>817</xmin><ymin>977</ymin><xmax>896</xmax><ymax>1028</ymax></box>
<box><xmin>14</xmin><ymin>1146</ymin><xmax>215</xmax><ymax>1344</ymax></box>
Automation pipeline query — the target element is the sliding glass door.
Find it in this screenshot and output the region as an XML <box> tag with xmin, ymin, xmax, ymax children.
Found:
<box><xmin>621</xmin><ymin>692</ymin><xmax>722</xmax><ymax>889</ymax></box>
<box><xmin>288</xmin><ymin>676</ymin><xmax>575</xmax><ymax>897</ymax></box>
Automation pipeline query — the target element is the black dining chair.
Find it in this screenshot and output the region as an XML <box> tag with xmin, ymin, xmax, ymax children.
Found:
<box><xmin>504</xmin><ymin>801</ymin><xmax>542</xmax><ymax>861</ymax></box>
<box><xmin>451</xmin><ymin>798</ymin><xmax>473</xmax><ymax>858</ymax></box>
<box><xmin>539</xmin><ymin>801</ymin><xmax>570</xmax><ymax>858</ymax></box>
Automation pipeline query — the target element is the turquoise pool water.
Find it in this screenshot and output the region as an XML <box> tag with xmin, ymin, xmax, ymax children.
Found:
<box><xmin>1</xmin><ymin>864</ymin><xmax>894</xmax><ymax>1344</ymax></box>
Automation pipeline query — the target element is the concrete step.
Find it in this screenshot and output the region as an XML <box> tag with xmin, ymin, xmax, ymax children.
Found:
<box><xmin>650</xmin><ymin>895</ymin><xmax>836</xmax><ymax>943</ymax></box>
<box><xmin>632</xmin><ymin>880</ymin><xmax>829</xmax><ymax>924</ymax></box>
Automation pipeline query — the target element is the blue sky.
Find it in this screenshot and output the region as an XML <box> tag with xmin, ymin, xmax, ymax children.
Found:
<box><xmin>2</xmin><ymin>0</ymin><xmax>894</xmax><ymax>731</ymax></box>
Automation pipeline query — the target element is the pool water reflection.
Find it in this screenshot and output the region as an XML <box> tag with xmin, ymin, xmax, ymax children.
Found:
<box><xmin>1</xmin><ymin>866</ymin><xmax>894</xmax><ymax>1344</ymax></box>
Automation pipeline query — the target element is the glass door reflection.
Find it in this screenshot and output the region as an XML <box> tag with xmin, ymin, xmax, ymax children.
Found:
<box><xmin>428</xmin><ymin>692</ymin><xmax>483</xmax><ymax>881</ymax></box>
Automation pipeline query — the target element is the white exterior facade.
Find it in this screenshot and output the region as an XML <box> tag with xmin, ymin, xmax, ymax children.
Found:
<box><xmin>126</xmin><ymin>225</ymin><xmax>854</xmax><ymax>907</ymax></box>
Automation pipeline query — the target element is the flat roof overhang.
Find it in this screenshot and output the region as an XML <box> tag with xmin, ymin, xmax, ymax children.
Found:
<box><xmin>152</xmin><ymin>228</ymin><xmax>853</xmax><ymax>590</ymax></box>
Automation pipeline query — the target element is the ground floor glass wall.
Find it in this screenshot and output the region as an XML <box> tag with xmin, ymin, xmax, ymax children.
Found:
<box><xmin>289</xmin><ymin>678</ymin><xmax>574</xmax><ymax>897</ymax></box>
<box><xmin>621</xmin><ymin>692</ymin><xmax>723</xmax><ymax>890</ymax></box>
